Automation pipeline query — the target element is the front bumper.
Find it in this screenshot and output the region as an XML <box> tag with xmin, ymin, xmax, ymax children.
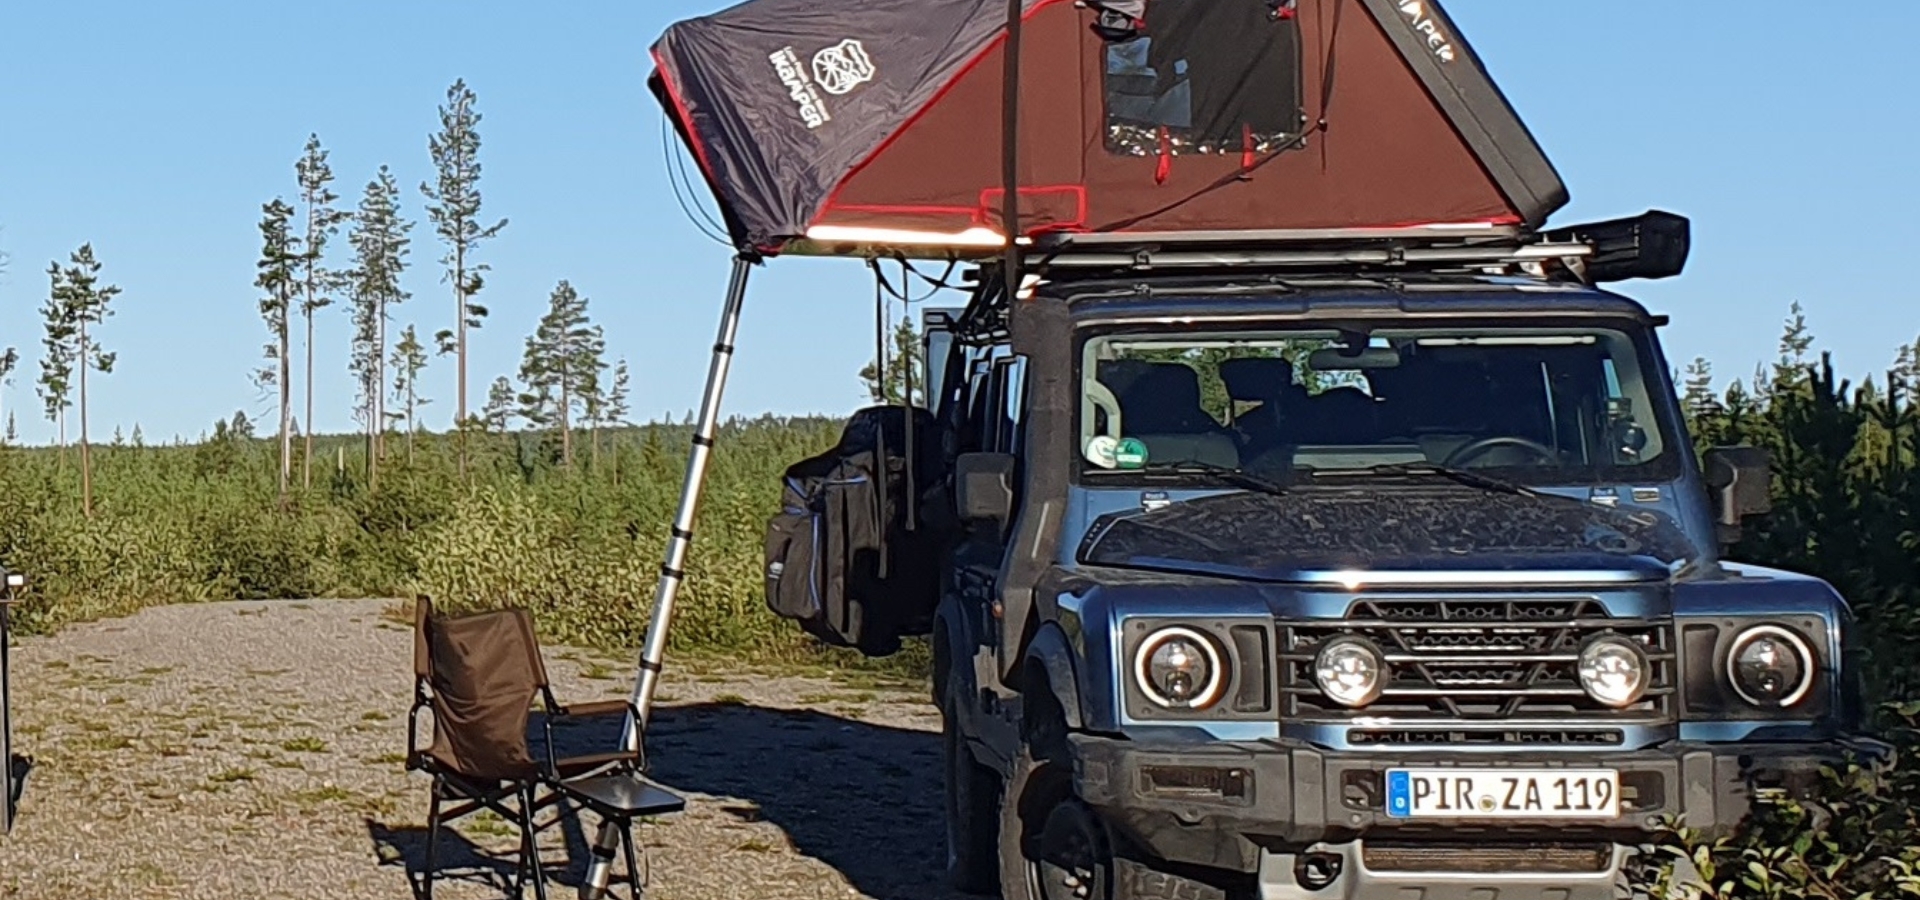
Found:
<box><xmin>1069</xmin><ymin>732</ymin><xmax>1878</xmax><ymax>877</ymax></box>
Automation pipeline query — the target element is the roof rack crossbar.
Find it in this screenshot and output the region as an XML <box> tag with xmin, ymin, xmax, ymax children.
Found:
<box><xmin>1038</xmin><ymin>242</ymin><xmax>1591</xmax><ymax>272</ymax></box>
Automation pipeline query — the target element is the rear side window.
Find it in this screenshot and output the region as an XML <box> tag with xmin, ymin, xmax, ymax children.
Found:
<box><xmin>1102</xmin><ymin>0</ymin><xmax>1304</xmax><ymax>158</ymax></box>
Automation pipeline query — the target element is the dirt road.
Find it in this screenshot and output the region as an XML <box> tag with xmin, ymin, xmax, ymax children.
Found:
<box><xmin>0</xmin><ymin>600</ymin><xmax>966</xmax><ymax>900</ymax></box>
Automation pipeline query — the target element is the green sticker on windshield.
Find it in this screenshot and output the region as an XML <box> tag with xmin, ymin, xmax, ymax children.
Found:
<box><xmin>1115</xmin><ymin>437</ymin><xmax>1149</xmax><ymax>469</ymax></box>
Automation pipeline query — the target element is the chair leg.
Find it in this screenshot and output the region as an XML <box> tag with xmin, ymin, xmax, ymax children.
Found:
<box><xmin>618</xmin><ymin>818</ymin><xmax>643</xmax><ymax>900</ymax></box>
<box><xmin>423</xmin><ymin>776</ymin><xmax>444</xmax><ymax>900</ymax></box>
<box><xmin>520</xmin><ymin>785</ymin><xmax>550</xmax><ymax>900</ymax></box>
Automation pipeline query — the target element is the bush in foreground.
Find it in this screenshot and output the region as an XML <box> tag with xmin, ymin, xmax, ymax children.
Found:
<box><xmin>1640</xmin><ymin>703</ymin><xmax>1920</xmax><ymax>900</ymax></box>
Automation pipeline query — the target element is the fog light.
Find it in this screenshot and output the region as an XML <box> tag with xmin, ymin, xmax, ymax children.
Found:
<box><xmin>1314</xmin><ymin>637</ymin><xmax>1385</xmax><ymax>708</ymax></box>
<box><xmin>1578</xmin><ymin>636</ymin><xmax>1648</xmax><ymax>708</ymax></box>
<box><xmin>1727</xmin><ymin>625</ymin><xmax>1814</xmax><ymax>707</ymax></box>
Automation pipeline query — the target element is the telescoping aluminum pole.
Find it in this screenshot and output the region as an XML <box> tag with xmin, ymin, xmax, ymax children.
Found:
<box><xmin>1</xmin><ymin>570</ymin><xmax>23</xmax><ymax>834</ymax></box>
<box><xmin>581</xmin><ymin>253</ymin><xmax>755</xmax><ymax>898</ymax></box>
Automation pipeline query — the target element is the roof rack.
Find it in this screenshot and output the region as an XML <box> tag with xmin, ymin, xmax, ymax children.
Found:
<box><xmin>1021</xmin><ymin>210</ymin><xmax>1689</xmax><ymax>285</ymax></box>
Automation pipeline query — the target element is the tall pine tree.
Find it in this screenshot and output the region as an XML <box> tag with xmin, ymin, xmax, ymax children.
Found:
<box><xmin>48</xmin><ymin>244</ymin><xmax>122</xmax><ymax>516</ymax></box>
<box><xmin>599</xmin><ymin>358</ymin><xmax>632</xmax><ymax>477</ymax></box>
<box><xmin>391</xmin><ymin>324</ymin><xmax>430</xmax><ymax>464</ymax></box>
<box><xmin>0</xmin><ymin>346</ymin><xmax>18</xmax><ymax>447</ymax></box>
<box><xmin>38</xmin><ymin>284</ymin><xmax>77</xmax><ymax>450</ymax></box>
<box><xmin>296</xmin><ymin>134</ymin><xmax>348</xmax><ymax>489</ymax></box>
<box><xmin>517</xmin><ymin>280</ymin><xmax>603</xmax><ymax>468</ymax></box>
<box><xmin>483</xmin><ymin>375</ymin><xmax>516</xmax><ymax>433</ymax></box>
<box><xmin>256</xmin><ymin>199</ymin><xmax>301</xmax><ymax>498</ymax></box>
<box><xmin>348</xmin><ymin>165</ymin><xmax>412</xmax><ymax>487</ymax></box>
<box><xmin>858</xmin><ymin>318</ymin><xmax>925</xmax><ymax>406</ymax></box>
<box><xmin>422</xmin><ymin>78</ymin><xmax>507</xmax><ymax>478</ymax></box>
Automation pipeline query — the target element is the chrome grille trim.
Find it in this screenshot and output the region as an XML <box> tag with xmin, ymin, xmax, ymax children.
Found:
<box><xmin>1281</xmin><ymin>597</ymin><xmax>1677</xmax><ymax>726</ymax></box>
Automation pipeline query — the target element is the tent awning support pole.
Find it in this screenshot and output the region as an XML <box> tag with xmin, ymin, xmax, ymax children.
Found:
<box><xmin>582</xmin><ymin>252</ymin><xmax>754</xmax><ymax>899</ymax></box>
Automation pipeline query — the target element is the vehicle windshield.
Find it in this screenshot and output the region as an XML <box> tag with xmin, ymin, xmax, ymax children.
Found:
<box><xmin>1076</xmin><ymin>322</ymin><xmax>1682</xmax><ymax>486</ymax></box>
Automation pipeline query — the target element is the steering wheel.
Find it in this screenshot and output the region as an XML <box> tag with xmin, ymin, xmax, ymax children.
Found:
<box><xmin>1443</xmin><ymin>436</ymin><xmax>1561</xmax><ymax>468</ymax></box>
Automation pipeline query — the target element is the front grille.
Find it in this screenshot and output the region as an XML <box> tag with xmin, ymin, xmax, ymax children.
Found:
<box><xmin>1348</xmin><ymin>728</ymin><xmax>1625</xmax><ymax>747</ymax></box>
<box><xmin>1282</xmin><ymin>598</ymin><xmax>1675</xmax><ymax>726</ymax></box>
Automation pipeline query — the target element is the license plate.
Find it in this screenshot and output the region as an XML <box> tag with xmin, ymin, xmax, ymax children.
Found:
<box><xmin>1385</xmin><ymin>768</ymin><xmax>1620</xmax><ymax>819</ymax></box>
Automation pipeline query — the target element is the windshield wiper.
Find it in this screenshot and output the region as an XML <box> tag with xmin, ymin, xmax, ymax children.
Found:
<box><xmin>1125</xmin><ymin>461</ymin><xmax>1292</xmax><ymax>497</ymax></box>
<box><xmin>1307</xmin><ymin>462</ymin><xmax>1548</xmax><ymax>498</ymax></box>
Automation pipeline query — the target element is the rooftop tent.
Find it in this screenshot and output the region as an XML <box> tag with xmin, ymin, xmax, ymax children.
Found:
<box><xmin>650</xmin><ymin>0</ymin><xmax>1568</xmax><ymax>257</ymax></box>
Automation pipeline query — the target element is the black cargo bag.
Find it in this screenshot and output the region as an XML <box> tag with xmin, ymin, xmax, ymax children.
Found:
<box><xmin>763</xmin><ymin>406</ymin><xmax>947</xmax><ymax>656</ymax></box>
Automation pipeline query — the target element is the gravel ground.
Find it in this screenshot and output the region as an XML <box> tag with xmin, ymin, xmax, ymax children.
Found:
<box><xmin>0</xmin><ymin>600</ymin><xmax>966</xmax><ymax>900</ymax></box>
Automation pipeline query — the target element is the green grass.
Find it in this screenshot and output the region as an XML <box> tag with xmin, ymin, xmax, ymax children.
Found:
<box><xmin>291</xmin><ymin>785</ymin><xmax>355</xmax><ymax>806</ymax></box>
<box><xmin>0</xmin><ymin>418</ymin><xmax>927</xmax><ymax>679</ymax></box>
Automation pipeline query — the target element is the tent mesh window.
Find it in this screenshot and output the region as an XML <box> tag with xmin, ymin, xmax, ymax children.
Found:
<box><xmin>1102</xmin><ymin>0</ymin><xmax>1305</xmax><ymax>158</ymax></box>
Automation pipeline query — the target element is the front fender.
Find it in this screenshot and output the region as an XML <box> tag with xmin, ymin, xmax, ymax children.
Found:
<box><xmin>932</xmin><ymin>597</ymin><xmax>976</xmax><ymax>706</ymax></box>
<box><xmin>1023</xmin><ymin>623</ymin><xmax>1086</xmax><ymax>731</ymax></box>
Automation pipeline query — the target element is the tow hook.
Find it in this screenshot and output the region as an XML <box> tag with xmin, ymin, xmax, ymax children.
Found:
<box><xmin>1296</xmin><ymin>851</ymin><xmax>1343</xmax><ymax>891</ymax></box>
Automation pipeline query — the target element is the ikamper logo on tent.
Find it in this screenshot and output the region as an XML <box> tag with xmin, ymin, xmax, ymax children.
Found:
<box><xmin>769</xmin><ymin>39</ymin><xmax>875</xmax><ymax>130</ymax></box>
<box><xmin>812</xmin><ymin>40</ymin><xmax>875</xmax><ymax>96</ymax></box>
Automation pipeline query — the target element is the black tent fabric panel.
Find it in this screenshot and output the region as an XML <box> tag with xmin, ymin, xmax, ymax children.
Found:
<box><xmin>651</xmin><ymin>0</ymin><xmax>1047</xmax><ymax>251</ymax></box>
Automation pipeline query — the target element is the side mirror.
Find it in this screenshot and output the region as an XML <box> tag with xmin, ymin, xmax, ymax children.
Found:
<box><xmin>954</xmin><ymin>452</ymin><xmax>1017</xmax><ymax>531</ymax></box>
<box><xmin>1703</xmin><ymin>446</ymin><xmax>1771</xmax><ymax>545</ymax></box>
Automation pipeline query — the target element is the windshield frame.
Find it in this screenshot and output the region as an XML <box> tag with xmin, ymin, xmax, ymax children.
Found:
<box><xmin>1068</xmin><ymin>313</ymin><xmax>1691</xmax><ymax>491</ymax></box>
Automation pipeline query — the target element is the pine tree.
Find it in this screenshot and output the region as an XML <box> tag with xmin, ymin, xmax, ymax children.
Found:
<box><xmin>1681</xmin><ymin>357</ymin><xmax>1728</xmax><ymax>448</ymax></box>
<box><xmin>582</xmin><ymin>365</ymin><xmax>605</xmax><ymax>470</ymax></box>
<box><xmin>38</xmin><ymin>281</ymin><xmax>77</xmax><ymax>449</ymax></box>
<box><xmin>858</xmin><ymin>318</ymin><xmax>924</xmax><ymax>405</ymax></box>
<box><xmin>391</xmin><ymin>324</ymin><xmax>430</xmax><ymax>463</ymax></box>
<box><xmin>603</xmin><ymin>358</ymin><xmax>632</xmax><ymax>484</ymax></box>
<box><xmin>1773</xmin><ymin>301</ymin><xmax>1815</xmax><ymax>395</ymax></box>
<box><xmin>604</xmin><ymin>358</ymin><xmax>631</xmax><ymax>428</ymax></box>
<box><xmin>48</xmin><ymin>244</ymin><xmax>122</xmax><ymax>517</ymax></box>
<box><xmin>348</xmin><ymin>166</ymin><xmax>413</xmax><ymax>487</ymax></box>
<box><xmin>517</xmin><ymin>280</ymin><xmax>603</xmax><ymax>468</ymax></box>
<box><xmin>483</xmin><ymin>375</ymin><xmax>516</xmax><ymax>433</ymax></box>
<box><xmin>0</xmin><ymin>346</ymin><xmax>18</xmax><ymax>444</ymax></box>
<box><xmin>295</xmin><ymin>134</ymin><xmax>349</xmax><ymax>490</ymax></box>
<box><xmin>422</xmin><ymin>78</ymin><xmax>507</xmax><ymax>478</ymax></box>
<box><xmin>256</xmin><ymin>199</ymin><xmax>302</xmax><ymax>498</ymax></box>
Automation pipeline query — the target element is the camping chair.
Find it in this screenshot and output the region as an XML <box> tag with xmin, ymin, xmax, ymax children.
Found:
<box><xmin>407</xmin><ymin>597</ymin><xmax>683</xmax><ymax>900</ymax></box>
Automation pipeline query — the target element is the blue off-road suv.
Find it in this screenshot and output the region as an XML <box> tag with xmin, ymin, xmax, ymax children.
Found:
<box><xmin>898</xmin><ymin>219</ymin><xmax>1873</xmax><ymax>900</ymax></box>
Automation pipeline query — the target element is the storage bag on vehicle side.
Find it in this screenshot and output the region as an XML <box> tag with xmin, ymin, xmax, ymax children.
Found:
<box><xmin>762</xmin><ymin>405</ymin><xmax>949</xmax><ymax>655</ymax></box>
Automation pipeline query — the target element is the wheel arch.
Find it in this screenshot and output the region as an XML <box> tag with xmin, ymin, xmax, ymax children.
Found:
<box><xmin>1021</xmin><ymin>623</ymin><xmax>1086</xmax><ymax>735</ymax></box>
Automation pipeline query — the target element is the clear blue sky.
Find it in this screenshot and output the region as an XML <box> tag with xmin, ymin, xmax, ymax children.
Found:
<box><xmin>1</xmin><ymin>2</ymin><xmax>1914</xmax><ymax>446</ymax></box>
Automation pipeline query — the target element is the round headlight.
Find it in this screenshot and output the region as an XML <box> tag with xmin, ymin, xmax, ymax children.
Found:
<box><xmin>1313</xmin><ymin>637</ymin><xmax>1385</xmax><ymax>708</ymax></box>
<box><xmin>1133</xmin><ymin>627</ymin><xmax>1227</xmax><ymax>710</ymax></box>
<box><xmin>1727</xmin><ymin>625</ymin><xmax>1815</xmax><ymax>707</ymax></box>
<box><xmin>1577</xmin><ymin>635</ymin><xmax>1649</xmax><ymax>708</ymax></box>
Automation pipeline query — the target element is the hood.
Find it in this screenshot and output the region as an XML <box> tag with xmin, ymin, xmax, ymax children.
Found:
<box><xmin>1077</xmin><ymin>487</ymin><xmax>1700</xmax><ymax>584</ymax></box>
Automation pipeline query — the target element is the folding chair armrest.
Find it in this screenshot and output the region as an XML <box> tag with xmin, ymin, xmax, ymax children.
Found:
<box><xmin>551</xmin><ymin>698</ymin><xmax>635</xmax><ymax>720</ymax></box>
<box><xmin>544</xmin><ymin>698</ymin><xmax>650</xmax><ymax>774</ymax></box>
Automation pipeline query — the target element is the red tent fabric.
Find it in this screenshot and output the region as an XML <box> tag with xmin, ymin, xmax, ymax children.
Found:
<box><xmin>651</xmin><ymin>0</ymin><xmax>1566</xmax><ymax>257</ymax></box>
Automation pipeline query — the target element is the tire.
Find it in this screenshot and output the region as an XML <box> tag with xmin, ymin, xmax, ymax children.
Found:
<box><xmin>944</xmin><ymin>687</ymin><xmax>1000</xmax><ymax>894</ymax></box>
<box><xmin>998</xmin><ymin>746</ymin><xmax>1231</xmax><ymax>900</ymax></box>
